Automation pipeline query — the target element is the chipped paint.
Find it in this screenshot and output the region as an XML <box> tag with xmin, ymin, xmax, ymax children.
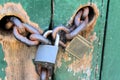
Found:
<box><xmin>56</xmin><ymin>46</ymin><xmax>94</xmax><ymax>73</ymax></box>
<box><xmin>55</xmin><ymin>49</ymin><xmax>64</xmax><ymax>68</ymax></box>
<box><xmin>88</xmin><ymin>32</ymin><xmax>97</xmax><ymax>42</ymax></box>
<box><xmin>55</xmin><ymin>4</ymin><xmax>99</xmax><ymax>77</ymax></box>
<box><xmin>67</xmin><ymin>50</ymin><xmax>93</xmax><ymax>73</ymax></box>
<box><xmin>0</xmin><ymin>31</ymin><xmax>40</xmax><ymax>80</ymax></box>
<box><xmin>68</xmin><ymin>3</ymin><xmax>99</xmax><ymax>38</ymax></box>
<box><xmin>0</xmin><ymin>2</ymin><xmax>42</xmax><ymax>80</ymax></box>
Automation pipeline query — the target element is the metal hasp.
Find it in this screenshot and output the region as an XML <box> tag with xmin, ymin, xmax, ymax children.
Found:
<box><xmin>66</xmin><ymin>35</ymin><xmax>93</xmax><ymax>59</ymax></box>
<box><xmin>34</xmin><ymin>30</ymin><xmax>60</xmax><ymax>80</ymax></box>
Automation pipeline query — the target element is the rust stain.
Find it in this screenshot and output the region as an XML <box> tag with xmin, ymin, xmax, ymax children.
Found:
<box><xmin>0</xmin><ymin>32</ymin><xmax>39</xmax><ymax>80</ymax></box>
<box><xmin>0</xmin><ymin>2</ymin><xmax>42</xmax><ymax>80</ymax></box>
<box><xmin>55</xmin><ymin>3</ymin><xmax>99</xmax><ymax>74</ymax></box>
<box><xmin>68</xmin><ymin>51</ymin><xmax>93</xmax><ymax>73</ymax></box>
<box><xmin>63</xmin><ymin>52</ymin><xmax>71</xmax><ymax>62</ymax></box>
<box><xmin>56</xmin><ymin>46</ymin><xmax>94</xmax><ymax>74</ymax></box>
<box><xmin>88</xmin><ymin>32</ymin><xmax>97</xmax><ymax>42</ymax></box>
<box><xmin>0</xmin><ymin>2</ymin><xmax>43</xmax><ymax>33</ymax></box>
<box><xmin>68</xmin><ymin>3</ymin><xmax>99</xmax><ymax>38</ymax></box>
<box><xmin>55</xmin><ymin>48</ymin><xmax>64</xmax><ymax>68</ymax></box>
<box><xmin>0</xmin><ymin>2</ymin><xmax>99</xmax><ymax>80</ymax></box>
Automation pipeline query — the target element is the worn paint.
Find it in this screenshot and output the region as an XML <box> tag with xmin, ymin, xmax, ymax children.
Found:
<box><xmin>68</xmin><ymin>3</ymin><xmax>99</xmax><ymax>38</ymax></box>
<box><xmin>0</xmin><ymin>3</ymin><xmax>42</xmax><ymax>33</ymax></box>
<box><xmin>68</xmin><ymin>52</ymin><xmax>93</xmax><ymax>73</ymax></box>
<box><xmin>0</xmin><ymin>0</ymin><xmax>51</xmax><ymax>80</ymax></box>
<box><xmin>0</xmin><ymin>38</ymin><xmax>39</xmax><ymax>80</ymax></box>
<box><xmin>0</xmin><ymin>0</ymin><xmax>109</xmax><ymax>80</ymax></box>
<box><xmin>54</xmin><ymin>3</ymin><xmax>99</xmax><ymax>80</ymax></box>
<box><xmin>0</xmin><ymin>3</ymin><xmax>42</xmax><ymax>80</ymax></box>
<box><xmin>53</xmin><ymin>0</ymin><xmax>109</xmax><ymax>79</ymax></box>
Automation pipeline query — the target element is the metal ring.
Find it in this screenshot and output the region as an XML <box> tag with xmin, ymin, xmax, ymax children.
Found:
<box><xmin>30</xmin><ymin>34</ymin><xmax>51</xmax><ymax>45</ymax></box>
<box><xmin>13</xmin><ymin>27</ymin><xmax>39</xmax><ymax>46</ymax></box>
<box><xmin>66</xmin><ymin>17</ymin><xmax>88</xmax><ymax>40</ymax></box>
<box><xmin>23</xmin><ymin>23</ymin><xmax>40</xmax><ymax>34</ymax></box>
<box><xmin>52</xmin><ymin>26</ymin><xmax>70</xmax><ymax>39</ymax></box>
<box><xmin>74</xmin><ymin>10</ymin><xmax>83</xmax><ymax>27</ymax></box>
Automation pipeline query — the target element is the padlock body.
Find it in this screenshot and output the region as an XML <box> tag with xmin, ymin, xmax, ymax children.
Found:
<box><xmin>35</xmin><ymin>45</ymin><xmax>58</xmax><ymax>64</ymax></box>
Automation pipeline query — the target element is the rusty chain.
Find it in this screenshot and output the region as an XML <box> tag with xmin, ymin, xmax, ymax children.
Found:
<box><xmin>4</xmin><ymin>6</ymin><xmax>89</xmax><ymax>47</ymax></box>
<box><xmin>9</xmin><ymin>17</ymin><xmax>51</xmax><ymax>46</ymax></box>
<box><xmin>52</xmin><ymin>6</ymin><xmax>89</xmax><ymax>43</ymax></box>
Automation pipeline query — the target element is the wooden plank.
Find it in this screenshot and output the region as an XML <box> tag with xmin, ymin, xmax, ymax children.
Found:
<box><xmin>53</xmin><ymin>0</ymin><xmax>108</xmax><ymax>80</ymax></box>
<box><xmin>0</xmin><ymin>0</ymin><xmax>51</xmax><ymax>80</ymax></box>
<box><xmin>90</xmin><ymin>0</ymin><xmax>108</xmax><ymax>79</ymax></box>
<box><xmin>101</xmin><ymin>0</ymin><xmax>120</xmax><ymax>80</ymax></box>
<box><xmin>0</xmin><ymin>0</ymin><xmax>109</xmax><ymax>80</ymax></box>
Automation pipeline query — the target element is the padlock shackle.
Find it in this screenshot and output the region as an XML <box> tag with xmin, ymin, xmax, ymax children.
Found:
<box><xmin>43</xmin><ymin>30</ymin><xmax>60</xmax><ymax>46</ymax></box>
<box><xmin>43</xmin><ymin>30</ymin><xmax>53</xmax><ymax>37</ymax></box>
<box><xmin>55</xmin><ymin>34</ymin><xmax>60</xmax><ymax>46</ymax></box>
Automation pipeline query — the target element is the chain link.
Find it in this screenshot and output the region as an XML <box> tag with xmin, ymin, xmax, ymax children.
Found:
<box><xmin>9</xmin><ymin>17</ymin><xmax>51</xmax><ymax>46</ymax></box>
<box><xmin>4</xmin><ymin>6</ymin><xmax>90</xmax><ymax>47</ymax></box>
<box><xmin>52</xmin><ymin>6</ymin><xmax>89</xmax><ymax>46</ymax></box>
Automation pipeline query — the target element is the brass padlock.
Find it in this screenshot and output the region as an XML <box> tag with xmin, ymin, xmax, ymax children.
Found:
<box><xmin>65</xmin><ymin>35</ymin><xmax>93</xmax><ymax>59</ymax></box>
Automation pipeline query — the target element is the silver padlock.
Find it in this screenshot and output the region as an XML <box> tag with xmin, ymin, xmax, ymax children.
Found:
<box><xmin>35</xmin><ymin>30</ymin><xmax>60</xmax><ymax>64</ymax></box>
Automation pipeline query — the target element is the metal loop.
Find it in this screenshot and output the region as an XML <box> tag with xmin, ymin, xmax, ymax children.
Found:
<box><xmin>43</xmin><ymin>30</ymin><xmax>53</xmax><ymax>38</ymax></box>
<box><xmin>52</xmin><ymin>26</ymin><xmax>70</xmax><ymax>47</ymax></box>
<box><xmin>52</xmin><ymin>26</ymin><xmax>70</xmax><ymax>39</ymax></box>
<box><xmin>13</xmin><ymin>27</ymin><xmax>39</xmax><ymax>46</ymax></box>
<box><xmin>43</xmin><ymin>30</ymin><xmax>60</xmax><ymax>46</ymax></box>
<box><xmin>66</xmin><ymin>17</ymin><xmax>88</xmax><ymax>40</ymax></box>
<box><xmin>10</xmin><ymin>17</ymin><xmax>50</xmax><ymax>46</ymax></box>
<box><xmin>23</xmin><ymin>23</ymin><xmax>40</xmax><ymax>34</ymax></box>
<box><xmin>10</xmin><ymin>17</ymin><xmax>23</xmax><ymax>28</ymax></box>
<box><xmin>66</xmin><ymin>7</ymin><xmax>89</xmax><ymax>40</ymax></box>
<box><xmin>10</xmin><ymin>17</ymin><xmax>26</xmax><ymax>34</ymax></box>
<box><xmin>74</xmin><ymin>10</ymin><xmax>82</xmax><ymax>27</ymax></box>
<box><xmin>30</xmin><ymin>34</ymin><xmax>51</xmax><ymax>45</ymax></box>
<box><xmin>13</xmin><ymin>23</ymin><xmax>51</xmax><ymax>45</ymax></box>
<box><xmin>82</xmin><ymin>7</ymin><xmax>89</xmax><ymax>19</ymax></box>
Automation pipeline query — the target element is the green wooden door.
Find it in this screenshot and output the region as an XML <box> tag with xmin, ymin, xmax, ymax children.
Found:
<box><xmin>0</xmin><ymin>0</ymin><xmax>115</xmax><ymax>80</ymax></box>
<box><xmin>101</xmin><ymin>0</ymin><xmax>120</xmax><ymax>80</ymax></box>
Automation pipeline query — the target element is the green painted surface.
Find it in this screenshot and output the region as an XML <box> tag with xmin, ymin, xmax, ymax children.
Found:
<box><xmin>54</xmin><ymin>0</ymin><xmax>108</xmax><ymax>80</ymax></box>
<box><xmin>0</xmin><ymin>45</ymin><xmax>6</xmax><ymax>80</ymax></box>
<box><xmin>91</xmin><ymin>0</ymin><xmax>108</xmax><ymax>80</ymax></box>
<box><xmin>0</xmin><ymin>0</ymin><xmax>51</xmax><ymax>79</ymax></box>
<box><xmin>54</xmin><ymin>0</ymin><xmax>89</xmax><ymax>27</ymax></box>
<box><xmin>101</xmin><ymin>0</ymin><xmax>120</xmax><ymax>80</ymax></box>
<box><xmin>0</xmin><ymin>0</ymin><xmax>113</xmax><ymax>80</ymax></box>
<box><xmin>0</xmin><ymin>0</ymin><xmax>51</xmax><ymax>30</ymax></box>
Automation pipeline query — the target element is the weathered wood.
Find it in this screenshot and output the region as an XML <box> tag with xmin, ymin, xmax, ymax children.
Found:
<box><xmin>54</xmin><ymin>0</ymin><xmax>108</xmax><ymax>80</ymax></box>
<box><xmin>101</xmin><ymin>0</ymin><xmax>120</xmax><ymax>80</ymax></box>
<box><xmin>0</xmin><ymin>0</ymin><xmax>109</xmax><ymax>80</ymax></box>
<box><xmin>0</xmin><ymin>1</ymin><xmax>51</xmax><ymax>80</ymax></box>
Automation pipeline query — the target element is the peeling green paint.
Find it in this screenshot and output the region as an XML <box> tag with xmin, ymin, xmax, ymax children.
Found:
<box><xmin>0</xmin><ymin>45</ymin><xmax>6</xmax><ymax>80</ymax></box>
<box><xmin>0</xmin><ymin>0</ymin><xmax>51</xmax><ymax>30</ymax></box>
<box><xmin>0</xmin><ymin>0</ymin><xmax>51</xmax><ymax>79</ymax></box>
<box><xmin>0</xmin><ymin>0</ymin><xmax>110</xmax><ymax>80</ymax></box>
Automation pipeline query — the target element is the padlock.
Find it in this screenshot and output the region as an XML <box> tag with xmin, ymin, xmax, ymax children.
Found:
<box><xmin>65</xmin><ymin>35</ymin><xmax>93</xmax><ymax>59</ymax></box>
<box><xmin>34</xmin><ymin>30</ymin><xmax>60</xmax><ymax>64</ymax></box>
